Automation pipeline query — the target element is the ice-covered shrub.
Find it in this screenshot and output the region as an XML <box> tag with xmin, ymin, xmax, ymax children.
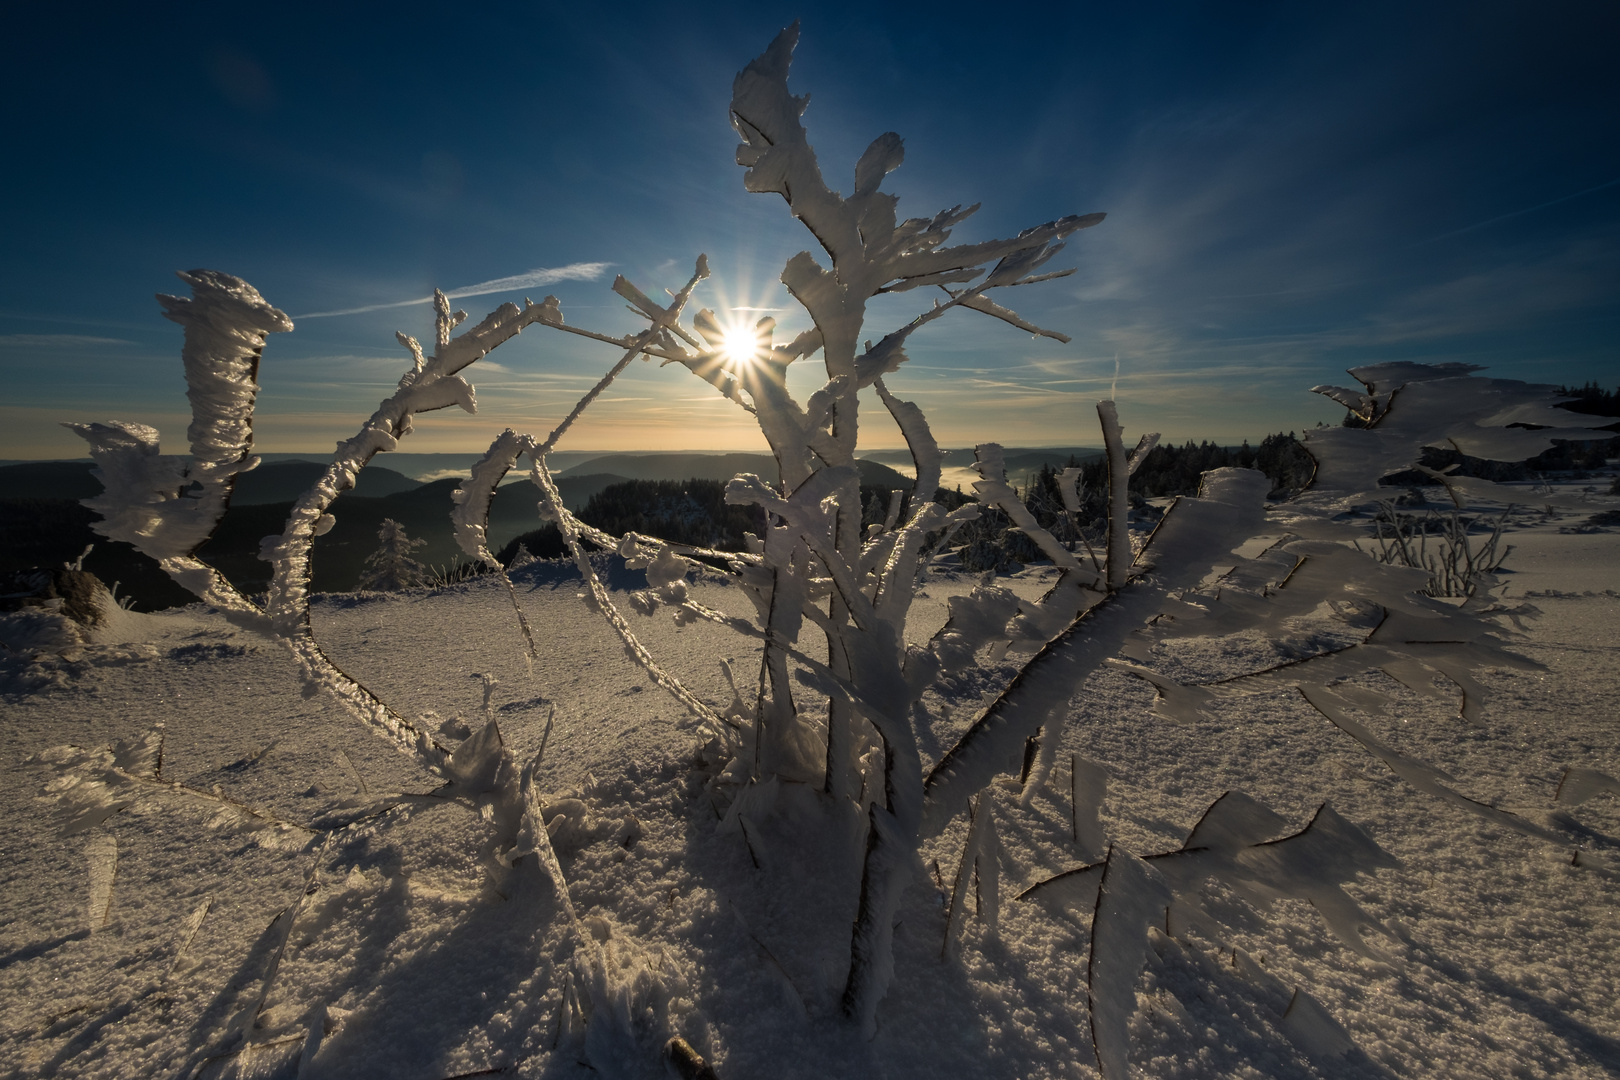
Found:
<box><xmin>441</xmin><ymin>30</ymin><xmax>1616</xmax><ymax>1067</ymax></box>
<box><xmin>52</xmin><ymin>24</ymin><xmax>1620</xmax><ymax>1079</ymax></box>
<box><xmin>1358</xmin><ymin>502</ymin><xmax>1512</xmax><ymax>597</ymax></box>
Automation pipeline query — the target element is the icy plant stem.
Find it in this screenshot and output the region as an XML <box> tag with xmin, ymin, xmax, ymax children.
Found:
<box><xmin>257</xmin><ymin>293</ymin><xmax>558</xmax><ymax>772</ymax></box>
<box><xmin>1097</xmin><ymin>400</ymin><xmax>1131</xmax><ymax>590</ymax></box>
<box><xmin>537</xmin><ymin>259</ymin><xmax>710</xmax><ymax>459</ymax></box>
<box><xmin>842</xmin><ymin>802</ymin><xmax>912</xmax><ymax>1035</ymax></box>
<box><xmin>823</xmin><ymin>595</ymin><xmax>858</xmax><ymax>800</ymax></box>
<box><xmin>530</xmin><ymin>459</ymin><xmax>728</xmax><ymax>737</ymax></box>
<box><xmin>85</xmin><ymin>833</ymin><xmax>117</xmax><ymax>931</ymax></box>
<box><xmin>68</xmin><ymin>272</ymin><xmax>291</xmax><ymax>625</ymax></box>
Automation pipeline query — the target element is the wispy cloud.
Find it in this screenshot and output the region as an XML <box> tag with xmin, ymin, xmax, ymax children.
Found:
<box><xmin>1412</xmin><ymin>177</ymin><xmax>1620</xmax><ymax>247</ymax></box>
<box><xmin>0</xmin><ymin>334</ymin><xmax>135</xmax><ymax>347</ymax></box>
<box><xmin>295</xmin><ymin>262</ymin><xmax>614</xmax><ymax>319</ymax></box>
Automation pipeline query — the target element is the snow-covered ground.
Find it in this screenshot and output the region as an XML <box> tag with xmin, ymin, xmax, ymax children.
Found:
<box><xmin>1</xmin><ymin>494</ymin><xmax>1617</xmax><ymax>1079</ymax></box>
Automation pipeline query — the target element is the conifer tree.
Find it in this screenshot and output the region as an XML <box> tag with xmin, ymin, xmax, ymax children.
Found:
<box><xmin>357</xmin><ymin>518</ymin><xmax>429</xmax><ymax>591</ymax></box>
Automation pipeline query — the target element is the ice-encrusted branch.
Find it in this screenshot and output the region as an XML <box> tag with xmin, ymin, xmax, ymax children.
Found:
<box><xmin>725</xmin><ymin>28</ymin><xmax>1111</xmax><ymax>1011</ymax></box>
<box><xmin>539</xmin><ymin>259</ymin><xmax>712</xmax><ymax>458</ymax></box>
<box><xmin>450</xmin><ymin>430</ymin><xmax>541</xmax><ymax>662</ymax></box>
<box><xmin>67</xmin><ymin>271</ymin><xmax>292</xmax><ymax>617</ymax></box>
<box><xmin>448</xmin><ymin>259</ymin><xmax>708</xmax><ymax>660</ymax></box>
<box><xmin>1096</xmin><ymin>401</ymin><xmax>1132</xmax><ymax>590</ymax></box>
<box><xmin>451</xmin><ymin>429</ymin><xmax>531</xmax><ymax>570</ymax></box>
<box><xmin>922</xmin><ymin>469</ymin><xmax>1272</xmax><ymax>837</ymax></box>
<box><xmin>874</xmin><ymin>377</ymin><xmax>940</xmax><ymax>506</ymax></box>
<box><xmin>262</xmin><ymin>289</ymin><xmax>559</xmax><ymax>637</ymax></box>
<box><xmin>1303</xmin><ymin>362</ymin><xmax>1615</xmax><ymax>501</ymax></box>
<box><xmin>530</xmin><ymin>457</ymin><xmax>730</xmax><ymax>740</ymax></box>
<box><xmin>1037</xmin><ymin>794</ymin><xmax>1399</xmax><ymax>1077</ymax></box>
<box><xmin>732</xmin><ymin>23</ymin><xmax>1103</xmax><ymax>374</ymax></box>
<box><xmin>71</xmin><ymin>272</ymin><xmax>571</xmax><ymax>776</ymax></box>
<box><xmin>971</xmin><ymin>443</ymin><xmax>1089</xmax><ymax>575</ymax></box>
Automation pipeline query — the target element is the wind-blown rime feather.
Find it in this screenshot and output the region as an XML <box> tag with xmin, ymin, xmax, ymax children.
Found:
<box><xmin>66</xmin><ymin>271</ymin><xmax>291</xmax><ymax>616</ymax></box>
<box><xmin>1018</xmin><ymin>791</ymin><xmax>1398</xmax><ymax>1075</ymax></box>
<box><xmin>1304</xmin><ymin>362</ymin><xmax>1613</xmax><ymax>500</ymax></box>
<box><xmin>72</xmin><ymin>278</ymin><xmax>560</xmax><ymax>777</ymax></box>
<box><xmin>1088</xmin><ymin>849</ymin><xmax>1172</xmax><ymax>1080</ymax></box>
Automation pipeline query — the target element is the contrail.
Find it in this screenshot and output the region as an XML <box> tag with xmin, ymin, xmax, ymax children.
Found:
<box><xmin>295</xmin><ymin>262</ymin><xmax>613</xmax><ymax>319</ymax></box>
<box><xmin>1413</xmin><ymin>177</ymin><xmax>1620</xmax><ymax>246</ymax></box>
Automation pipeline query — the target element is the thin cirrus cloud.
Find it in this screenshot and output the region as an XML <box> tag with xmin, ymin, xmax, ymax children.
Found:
<box><xmin>0</xmin><ymin>334</ymin><xmax>135</xmax><ymax>347</ymax></box>
<box><xmin>1410</xmin><ymin>177</ymin><xmax>1620</xmax><ymax>247</ymax></box>
<box><xmin>295</xmin><ymin>262</ymin><xmax>613</xmax><ymax>319</ymax></box>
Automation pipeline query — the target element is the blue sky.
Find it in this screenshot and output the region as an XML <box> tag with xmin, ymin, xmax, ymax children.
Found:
<box><xmin>2</xmin><ymin>1</ymin><xmax>1616</xmax><ymax>458</ymax></box>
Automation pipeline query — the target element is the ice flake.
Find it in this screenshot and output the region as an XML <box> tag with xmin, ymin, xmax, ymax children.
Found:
<box><xmin>1088</xmin><ymin>848</ymin><xmax>1173</xmax><ymax>1080</ymax></box>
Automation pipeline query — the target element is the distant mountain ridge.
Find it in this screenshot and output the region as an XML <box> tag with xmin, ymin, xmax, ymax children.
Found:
<box><xmin>859</xmin><ymin>446</ymin><xmax>1106</xmax><ymax>472</ymax></box>
<box><xmin>559</xmin><ymin>453</ymin><xmax>913</xmax><ymax>491</ymax></box>
<box><xmin>0</xmin><ymin>459</ymin><xmax>421</xmax><ymax>505</ymax></box>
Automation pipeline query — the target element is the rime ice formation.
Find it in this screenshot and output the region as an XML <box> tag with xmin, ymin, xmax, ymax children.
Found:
<box><xmin>66</xmin><ymin>271</ymin><xmax>291</xmax><ymax>617</ymax></box>
<box><xmin>1088</xmin><ymin>848</ymin><xmax>1173</xmax><ymax>1079</ymax></box>
<box><xmin>1305</xmin><ymin>362</ymin><xmax>1614</xmax><ymax>503</ymax></box>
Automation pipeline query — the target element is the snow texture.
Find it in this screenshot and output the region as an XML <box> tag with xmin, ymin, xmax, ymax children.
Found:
<box><xmin>3</xmin><ymin>517</ymin><xmax>1617</xmax><ymax>1078</ymax></box>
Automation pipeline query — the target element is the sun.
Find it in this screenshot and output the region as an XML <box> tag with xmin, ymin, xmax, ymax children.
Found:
<box><xmin>721</xmin><ymin>323</ymin><xmax>759</xmax><ymax>367</ymax></box>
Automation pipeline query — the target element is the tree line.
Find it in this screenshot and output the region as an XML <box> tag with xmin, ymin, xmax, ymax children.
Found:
<box><xmin>496</xmin><ymin>433</ymin><xmax>1317</xmax><ymax>573</ymax></box>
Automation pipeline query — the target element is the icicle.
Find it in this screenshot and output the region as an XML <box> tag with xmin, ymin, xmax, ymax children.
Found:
<box><xmin>942</xmin><ymin>794</ymin><xmax>991</xmax><ymax>957</ymax></box>
<box><xmin>85</xmin><ymin>832</ymin><xmax>117</xmax><ymax>931</ymax></box>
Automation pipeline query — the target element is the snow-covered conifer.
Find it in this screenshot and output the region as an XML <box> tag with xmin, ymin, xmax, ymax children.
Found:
<box><xmin>357</xmin><ymin>518</ymin><xmax>429</xmax><ymax>591</ymax></box>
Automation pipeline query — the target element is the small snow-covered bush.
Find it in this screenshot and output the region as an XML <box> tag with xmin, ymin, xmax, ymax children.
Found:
<box><xmin>1359</xmin><ymin>502</ymin><xmax>1511</xmax><ymax>597</ymax></box>
<box><xmin>51</xmin><ymin>23</ymin><xmax>1620</xmax><ymax>1079</ymax></box>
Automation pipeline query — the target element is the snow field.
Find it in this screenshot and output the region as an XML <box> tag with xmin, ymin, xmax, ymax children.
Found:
<box><xmin>2</xmin><ymin>516</ymin><xmax>1615</xmax><ymax>1077</ymax></box>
